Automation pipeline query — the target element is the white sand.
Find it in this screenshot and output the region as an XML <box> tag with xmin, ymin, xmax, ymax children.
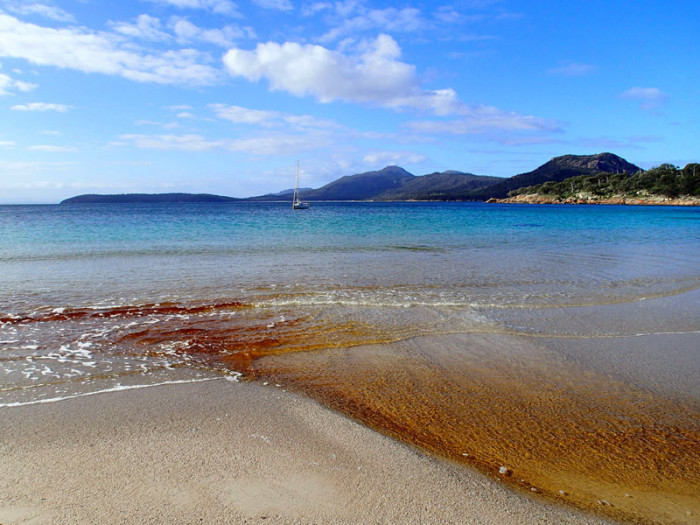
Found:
<box><xmin>0</xmin><ymin>375</ymin><xmax>611</xmax><ymax>524</ymax></box>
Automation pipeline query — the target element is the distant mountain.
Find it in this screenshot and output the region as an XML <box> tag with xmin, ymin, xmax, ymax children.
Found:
<box><xmin>249</xmin><ymin>187</ymin><xmax>313</xmax><ymax>200</ymax></box>
<box><xmin>379</xmin><ymin>170</ymin><xmax>501</xmax><ymax>200</ymax></box>
<box><xmin>473</xmin><ymin>153</ymin><xmax>641</xmax><ymax>200</ymax></box>
<box><xmin>301</xmin><ymin>166</ymin><xmax>415</xmax><ymax>200</ymax></box>
<box><xmin>250</xmin><ymin>153</ymin><xmax>640</xmax><ymax>202</ymax></box>
<box><xmin>253</xmin><ymin>166</ymin><xmax>499</xmax><ymax>201</ymax></box>
<box><xmin>61</xmin><ymin>193</ymin><xmax>239</xmax><ymax>204</ymax></box>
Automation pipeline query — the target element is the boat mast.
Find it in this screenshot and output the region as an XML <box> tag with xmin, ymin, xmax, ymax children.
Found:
<box><xmin>293</xmin><ymin>160</ymin><xmax>300</xmax><ymax>208</ymax></box>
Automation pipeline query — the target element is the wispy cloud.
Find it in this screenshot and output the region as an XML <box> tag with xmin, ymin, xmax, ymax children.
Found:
<box><xmin>548</xmin><ymin>62</ymin><xmax>596</xmax><ymax>76</ymax></box>
<box><xmin>578</xmin><ymin>136</ymin><xmax>642</xmax><ymax>150</ymax></box>
<box><xmin>108</xmin><ymin>14</ymin><xmax>254</xmax><ymax>48</ymax></box>
<box><xmin>252</xmin><ymin>0</ymin><xmax>293</xmax><ymax>12</ymax></box>
<box><xmin>120</xmin><ymin>133</ymin><xmax>224</xmax><ymax>151</ymax></box>
<box><xmin>135</xmin><ymin>119</ymin><xmax>181</xmax><ymax>130</ymax></box>
<box><xmin>317</xmin><ymin>6</ymin><xmax>428</xmax><ymax>43</ymax></box>
<box><xmin>110</xmin><ymin>14</ymin><xmax>170</xmax><ymax>41</ymax></box>
<box><xmin>406</xmin><ymin>105</ymin><xmax>562</xmax><ymax>135</ymax></box>
<box><xmin>119</xmin><ymin>132</ymin><xmax>329</xmax><ymax>155</ymax></box>
<box><xmin>209</xmin><ymin>103</ymin><xmax>341</xmax><ymax>130</ymax></box>
<box><xmin>363</xmin><ymin>151</ymin><xmax>427</xmax><ymax>166</ymax></box>
<box><xmin>144</xmin><ymin>0</ymin><xmax>241</xmax><ymax>17</ymax></box>
<box><xmin>1</xmin><ymin>1</ymin><xmax>76</xmax><ymax>23</ymax></box>
<box><xmin>165</xmin><ymin>104</ymin><xmax>193</xmax><ymax>111</ymax></box>
<box><xmin>620</xmin><ymin>87</ymin><xmax>669</xmax><ymax>111</ymax></box>
<box><xmin>0</xmin><ymin>14</ymin><xmax>221</xmax><ymax>86</ymax></box>
<box><xmin>11</xmin><ymin>102</ymin><xmax>71</xmax><ymax>112</ymax></box>
<box><xmin>27</xmin><ymin>144</ymin><xmax>77</xmax><ymax>152</ymax></box>
<box><xmin>0</xmin><ymin>71</ymin><xmax>37</xmax><ymax>95</ymax></box>
<box><xmin>170</xmin><ymin>18</ymin><xmax>255</xmax><ymax>47</ymax></box>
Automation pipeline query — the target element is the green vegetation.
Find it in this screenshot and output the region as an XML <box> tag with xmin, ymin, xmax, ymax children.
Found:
<box><xmin>509</xmin><ymin>163</ymin><xmax>700</xmax><ymax>199</ymax></box>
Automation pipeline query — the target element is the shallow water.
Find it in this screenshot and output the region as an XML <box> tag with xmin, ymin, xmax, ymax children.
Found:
<box><xmin>1</xmin><ymin>202</ymin><xmax>699</xmax><ymax>523</ymax></box>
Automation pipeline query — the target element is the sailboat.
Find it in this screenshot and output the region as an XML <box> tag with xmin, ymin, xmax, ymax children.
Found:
<box><xmin>292</xmin><ymin>161</ymin><xmax>310</xmax><ymax>210</ymax></box>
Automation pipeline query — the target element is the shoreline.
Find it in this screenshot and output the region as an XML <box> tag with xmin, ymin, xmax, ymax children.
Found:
<box><xmin>0</xmin><ymin>374</ymin><xmax>612</xmax><ymax>525</ymax></box>
<box><xmin>487</xmin><ymin>195</ymin><xmax>700</xmax><ymax>205</ymax></box>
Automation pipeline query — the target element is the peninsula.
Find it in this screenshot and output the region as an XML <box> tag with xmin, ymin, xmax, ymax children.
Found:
<box><xmin>490</xmin><ymin>162</ymin><xmax>700</xmax><ymax>205</ymax></box>
<box><xmin>61</xmin><ymin>193</ymin><xmax>239</xmax><ymax>204</ymax></box>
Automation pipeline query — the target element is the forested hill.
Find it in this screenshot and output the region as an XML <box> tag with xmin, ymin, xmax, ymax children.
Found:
<box><xmin>469</xmin><ymin>153</ymin><xmax>641</xmax><ymax>200</ymax></box>
<box><xmin>499</xmin><ymin>163</ymin><xmax>700</xmax><ymax>204</ymax></box>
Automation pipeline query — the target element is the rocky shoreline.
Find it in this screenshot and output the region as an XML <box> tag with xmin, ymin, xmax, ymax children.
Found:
<box><xmin>487</xmin><ymin>194</ymin><xmax>700</xmax><ymax>206</ymax></box>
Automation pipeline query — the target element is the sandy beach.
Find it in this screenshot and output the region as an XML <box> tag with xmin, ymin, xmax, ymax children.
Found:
<box><xmin>0</xmin><ymin>373</ymin><xmax>611</xmax><ymax>525</ymax></box>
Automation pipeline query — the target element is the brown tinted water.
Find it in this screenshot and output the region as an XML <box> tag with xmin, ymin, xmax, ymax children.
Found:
<box><xmin>2</xmin><ymin>298</ymin><xmax>699</xmax><ymax>524</ymax></box>
<box><xmin>114</xmin><ymin>299</ymin><xmax>700</xmax><ymax>525</ymax></box>
<box><xmin>248</xmin><ymin>334</ymin><xmax>699</xmax><ymax>525</ymax></box>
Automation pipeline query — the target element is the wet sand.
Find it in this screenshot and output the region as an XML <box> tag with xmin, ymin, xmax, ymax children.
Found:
<box><xmin>248</xmin><ymin>330</ymin><xmax>700</xmax><ymax>525</ymax></box>
<box><xmin>0</xmin><ymin>374</ymin><xmax>610</xmax><ymax>525</ymax></box>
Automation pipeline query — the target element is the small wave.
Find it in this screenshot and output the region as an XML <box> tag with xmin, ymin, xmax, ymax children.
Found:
<box><xmin>0</xmin><ymin>300</ymin><xmax>250</xmax><ymax>325</ymax></box>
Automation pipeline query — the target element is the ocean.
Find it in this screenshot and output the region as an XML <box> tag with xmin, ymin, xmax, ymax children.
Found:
<box><xmin>1</xmin><ymin>201</ymin><xmax>699</xmax><ymax>523</ymax></box>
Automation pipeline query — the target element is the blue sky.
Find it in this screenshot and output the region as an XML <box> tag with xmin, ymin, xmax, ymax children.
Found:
<box><xmin>0</xmin><ymin>0</ymin><xmax>697</xmax><ymax>203</ymax></box>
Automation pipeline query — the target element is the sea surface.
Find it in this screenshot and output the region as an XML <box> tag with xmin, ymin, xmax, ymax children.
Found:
<box><xmin>1</xmin><ymin>201</ymin><xmax>699</xmax><ymax>523</ymax></box>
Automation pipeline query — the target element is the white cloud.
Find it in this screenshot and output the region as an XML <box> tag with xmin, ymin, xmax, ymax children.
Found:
<box><xmin>301</xmin><ymin>2</ymin><xmax>332</xmax><ymax>16</ymax></box>
<box><xmin>11</xmin><ymin>102</ymin><xmax>71</xmax><ymax>112</ymax></box>
<box><xmin>620</xmin><ymin>87</ymin><xmax>668</xmax><ymax>111</ymax></box>
<box><xmin>0</xmin><ymin>14</ymin><xmax>220</xmax><ymax>86</ymax></box>
<box><xmin>0</xmin><ymin>140</ymin><xmax>15</xmax><ymax>148</ymax></box>
<box><xmin>135</xmin><ymin>119</ymin><xmax>181</xmax><ymax>130</ymax></box>
<box><xmin>253</xmin><ymin>0</ymin><xmax>293</xmax><ymax>11</ymax></box>
<box><xmin>228</xmin><ymin>134</ymin><xmax>324</xmax><ymax>155</ymax></box>
<box><xmin>209</xmin><ymin>103</ymin><xmax>339</xmax><ymax>129</ymax></box>
<box><xmin>548</xmin><ymin>62</ymin><xmax>596</xmax><ymax>76</ymax></box>
<box><xmin>2</xmin><ymin>1</ymin><xmax>76</xmax><ymax>23</ymax></box>
<box><xmin>120</xmin><ymin>133</ymin><xmax>222</xmax><ymax>151</ymax></box>
<box><xmin>0</xmin><ymin>71</ymin><xmax>37</xmax><ymax>95</ymax></box>
<box><xmin>209</xmin><ymin>104</ymin><xmax>279</xmax><ymax>125</ymax></box>
<box><xmin>119</xmin><ymin>132</ymin><xmax>325</xmax><ymax>155</ymax></box>
<box><xmin>145</xmin><ymin>0</ymin><xmax>241</xmax><ymax>17</ymax></box>
<box><xmin>224</xmin><ymin>34</ymin><xmax>460</xmax><ymax>115</ymax></box>
<box><xmin>171</xmin><ymin>18</ymin><xmax>254</xmax><ymax>47</ymax></box>
<box><xmin>110</xmin><ymin>14</ymin><xmax>170</xmax><ymax>41</ymax></box>
<box><xmin>318</xmin><ymin>6</ymin><xmax>426</xmax><ymax>42</ymax></box>
<box><xmin>109</xmin><ymin>15</ymin><xmax>253</xmax><ymax>48</ymax></box>
<box><xmin>433</xmin><ymin>6</ymin><xmax>461</xmax><ymax>24</ymax></box>
<box><xmin>579</xmin><ymin>136</ymin><xmax>642</xmax><ymax>150</ymax></box>
<box><xmin>363</xmin><ymin>151</ymin><xmax>426</xmax><ymax>165</ymax></box>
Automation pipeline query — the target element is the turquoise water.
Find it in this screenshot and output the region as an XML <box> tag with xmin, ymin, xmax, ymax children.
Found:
<box><xmin>2</xmin><ymin>202</ymin><xmax>698</xmax><ymax>307</ymax></box>
<box><xmin>1</xmin><ymin>202</ymin><xmax>699</xmax><ymax>405</ymax></box>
